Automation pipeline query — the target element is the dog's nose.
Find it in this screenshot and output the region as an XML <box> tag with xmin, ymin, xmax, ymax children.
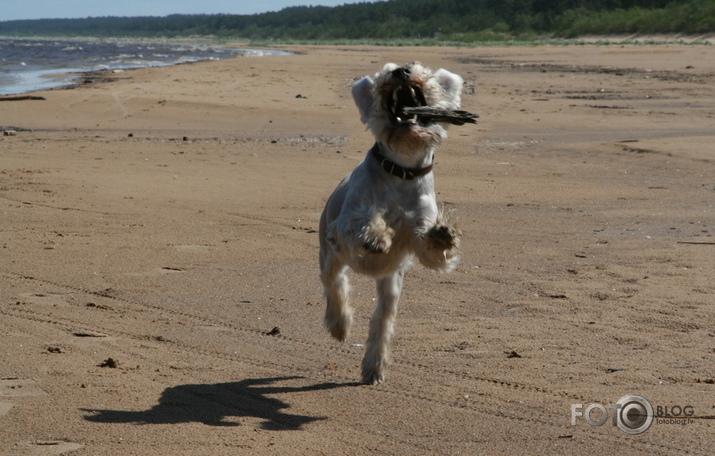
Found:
<box><xmin>392</xmin><ymin>67</ymin><xmax>411</xmax><ymax>81</ymax></box>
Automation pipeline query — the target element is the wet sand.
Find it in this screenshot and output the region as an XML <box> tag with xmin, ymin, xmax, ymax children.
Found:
<box><xmin>1</xmin><ymin>44</ymin><xmax>714</xmax><ymax>455</ymax></box>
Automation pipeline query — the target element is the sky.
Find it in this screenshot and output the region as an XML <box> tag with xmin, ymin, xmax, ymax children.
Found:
<box><xmin>2</xmin><ymin>1</ymin><xmax>382</xmax><ymax>21</ymax></box>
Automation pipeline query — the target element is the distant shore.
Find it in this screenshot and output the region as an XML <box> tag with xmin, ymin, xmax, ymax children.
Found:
<box><xmin>0</xmin><ymin>37</ymin><xmax>290</xmax><ymax>95</ymax></box>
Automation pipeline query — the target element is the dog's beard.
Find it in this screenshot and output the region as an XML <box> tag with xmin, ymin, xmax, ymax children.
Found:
<box><xmin>382</xmin><ymin>122</ymin><xmax>443</xmax><ymax>159</ymax></box>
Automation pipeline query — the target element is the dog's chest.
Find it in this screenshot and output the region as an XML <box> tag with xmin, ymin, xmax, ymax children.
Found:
<box><xmin>380</xmin><ymin>190</ymin><xmax>437</xmax><ymax>231</ymax></box>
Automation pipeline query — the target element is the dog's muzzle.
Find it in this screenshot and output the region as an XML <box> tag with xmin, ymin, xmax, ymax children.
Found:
<box><xmin>382</xmin><ymin>65</ymin><xmax>479</xmax><ymax>127</ymax></box>
<box><xmin>384</xmin><ymin>66</ymin><xmax>427</xmax><ymax>126</ymax></box>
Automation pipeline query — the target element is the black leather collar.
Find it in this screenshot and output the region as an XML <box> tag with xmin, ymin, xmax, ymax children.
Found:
<box><xmin>370</xmin><ymin>143</ymin><xmax>433</xmax><ymax>180</ymax></box>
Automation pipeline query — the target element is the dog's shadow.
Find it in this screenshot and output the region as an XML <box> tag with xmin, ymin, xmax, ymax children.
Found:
<box><xmin>82</xmin><ymin>376</ymin><xmax>360</xmax><ymax>430</ymax></box>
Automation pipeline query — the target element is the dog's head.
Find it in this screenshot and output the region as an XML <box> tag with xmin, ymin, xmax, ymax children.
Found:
<box><xmin>352</xmin><ymin>62</ymin><xmax>465</xmax><ymax>157</ymax></box>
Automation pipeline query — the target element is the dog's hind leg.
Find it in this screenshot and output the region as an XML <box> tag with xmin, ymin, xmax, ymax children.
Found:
<box><xmin>361</xmin><ymin>268</ymin><xmax>404</xmax><ymax>384</ymax></box>
<box><xmin>321</xmin><ymin>257</ymin><xmax>353</xmax><ymax>342</ymax></box>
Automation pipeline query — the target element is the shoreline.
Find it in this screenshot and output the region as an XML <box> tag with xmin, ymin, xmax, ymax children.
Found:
<box><xmin>0</xmin><ymin>37</ymin><xmax>291</xmax><ymax>96</ymax></box>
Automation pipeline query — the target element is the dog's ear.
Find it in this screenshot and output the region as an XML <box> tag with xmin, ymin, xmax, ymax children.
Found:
<box><xmin>352</xmin><ymin>76</ymin><xmax>375</xmax><ymax>125</ymax></box>
<box><xmin>434</xmin><ymin>69</ymin><xmax>464</xmax><ymax>108</ymax></box>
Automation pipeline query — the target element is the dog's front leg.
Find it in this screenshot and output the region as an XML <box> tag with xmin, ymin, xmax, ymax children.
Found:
<box><xmin>358</xmin><ymin>209</ymin><xmax>395</xmax><ymax>254</ymax></box>
<box><xmin>330</xmin><ymin>208</ymin><xmax>394</xmax><ymax>257</ymax></box>
<box><xmin>414</xmin><ymin>210</ymin><xmax>460</xmax><ymax>273</ymax></box>
<box><xmin>361</xmin><ymin>269</ymin><xmax>404</xmax><ymax>385</ymax></box>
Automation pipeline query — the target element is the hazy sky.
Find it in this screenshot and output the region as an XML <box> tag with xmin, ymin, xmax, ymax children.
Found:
<box><xmin>2</xmin><ymin>1</ymin><xmax>382</xmax><ymax>21</ymax></box>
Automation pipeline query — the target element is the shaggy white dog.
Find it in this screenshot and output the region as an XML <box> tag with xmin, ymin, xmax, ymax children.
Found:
<box><xmin>319</xmin><ymin>62</ymin><xmax>476</xmax><ymax>384</ymax></box>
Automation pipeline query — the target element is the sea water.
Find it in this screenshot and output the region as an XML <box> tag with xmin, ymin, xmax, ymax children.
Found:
<box><xmin>0</xmin><ymin>38</ymin><xmax>288</xmax><ymax>95</ymax></box>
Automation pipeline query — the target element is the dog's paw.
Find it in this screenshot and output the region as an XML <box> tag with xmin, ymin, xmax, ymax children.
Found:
<box><xmin>426</xmin><ymin>224</ymin><xmax>458</xmax><ymax>250</ymax></box>
<box><xmin>328</xmin><ymin>321</ymin><xmax>349</xmax><ymax>342</ymax></box>
<box><xmin>361</xmin><ymin>360</ymin><xmax>386</xmax><ymax>385</ymax></box>
<box><xmin>416</xmin><ymin>222</ymin><xmax>461</xmax><ymax>271</ymax></box>
<box><xmin>325</xmin><ymin>307</ymin><xmax>353</xmax><ymax>342</ymax></box>
<box><xmin>358</xmin><ymin>222</ymin><xmax>394</xmax><ymax>255</ymax></box>
<box><xmin>361</xmin><ymin>370</ymin><xmax>385</xmax><ymax>385</ymax></box>
<box><xmin>361</xmin><ymin>235</ymin><xmax>392</xmax><ymax>254</ymax></box>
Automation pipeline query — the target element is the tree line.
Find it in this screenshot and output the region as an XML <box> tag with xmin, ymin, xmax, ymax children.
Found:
<box><xmin>0</xmin><ymin>0</ymin><xmax>713</xmax><ymax>42</ymax></box>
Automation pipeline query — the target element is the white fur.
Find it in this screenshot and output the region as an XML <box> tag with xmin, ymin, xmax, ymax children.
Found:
<box><xmin>319</xmin><ymin>62</ymin><xmax>463</xmax><ymax>384</ymax></box>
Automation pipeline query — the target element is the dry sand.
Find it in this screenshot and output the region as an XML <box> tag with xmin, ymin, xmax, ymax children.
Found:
<box><xmin>1</xmin><ymin>44</ymin><xmax>714</xmax><ymax>455</ymax></box>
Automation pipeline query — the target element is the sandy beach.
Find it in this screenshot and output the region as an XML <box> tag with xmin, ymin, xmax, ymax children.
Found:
<box><xmin>1</xmin><ymin>44</ymin><xmax>714</xmax><ymax>454</ymax></box>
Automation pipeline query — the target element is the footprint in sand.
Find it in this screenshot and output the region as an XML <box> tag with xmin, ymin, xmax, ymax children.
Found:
<box><xmin>0</xmin><ymin>378</ymin><xmax>48</xmax><ymax>398</ymax></box>
<box><xmin>123</xmin><ymin>266</ymin><xmax>186</xmax><ymax>277</ymax></box>
<box><xmin>20</xmin><ymin>292</ymin><xmax>71</xmax><ymax>307</ymax></box>
<box><xmin>0</xmin><ymin>379</ymin><xmax>47</xmax><ymax>422</ymax></box>
<box><xmin>0</xmin><ymin>382</ymin><xmax>84</xmax><ymax>454</ymax></box>
<box><xmin>174</xmin><ymin>244</ymin><xmax>211</xmax><ymax>253</ymax></box>
<box><xmin>13</xmin><ymin>441</ymin><xmax>84</xmax><ymax>455</ymax></box>
<box><xmin>0</xmin><ymin>401</ymin><xmax>12</xmax><ymax>417</ymax></box>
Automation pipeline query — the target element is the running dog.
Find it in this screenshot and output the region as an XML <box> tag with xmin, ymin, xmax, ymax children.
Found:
<box><xmin>319</xmin><ymin>62</ymin><xmax>476</xmax><ymax>384</ymax></box>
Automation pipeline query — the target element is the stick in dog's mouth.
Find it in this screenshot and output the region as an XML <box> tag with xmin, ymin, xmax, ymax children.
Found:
<box><xmin>383</xmin><ymin>66</ymin><xmax>427</xmax><ymax>125</ymax></box>
<box><xmin>383</xmin><ymin>65</ymin><xmax>479</xmax><ymax>127</ymax></box>
<box><xmin>402</xmin><ymin>106</ymin><xmax>479</xmax><ymax>126</ymax></box>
